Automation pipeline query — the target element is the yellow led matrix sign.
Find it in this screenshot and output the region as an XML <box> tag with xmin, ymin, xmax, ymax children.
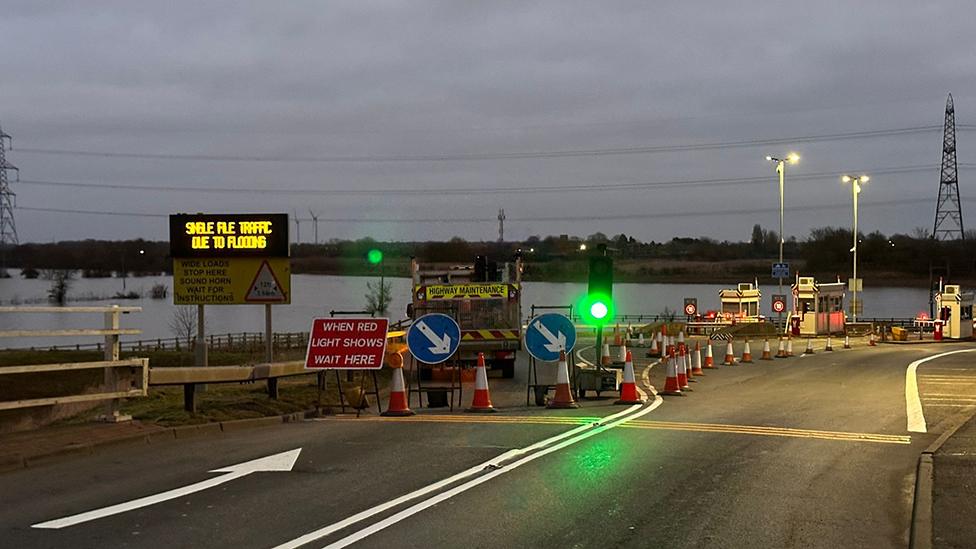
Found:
<box><xmin>169</xmin><ymin>214</ymin><xmax>289</xmax><ymax>258</ymax></box>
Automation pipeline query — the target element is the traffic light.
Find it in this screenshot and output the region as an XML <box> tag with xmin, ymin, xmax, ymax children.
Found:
<box><xmin>581</xmin><ymin>255</ymin><xmax>613</xmax><ymax>324</ymax></box>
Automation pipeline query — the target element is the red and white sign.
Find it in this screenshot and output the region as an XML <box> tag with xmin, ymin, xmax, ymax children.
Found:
<box><xmin>305</xmin><ymin>317</ymin><xmax>389</xmax><ymax>370</ymax></box>
<box><xmin>684</xmin><ymin>303</ymin><xmax>697</xmax><ymax>316</ymax></box>
<box><xmin>772</xmin><ymin>298</ymin><xmax>786</xmax><ymax>313</ymax></box>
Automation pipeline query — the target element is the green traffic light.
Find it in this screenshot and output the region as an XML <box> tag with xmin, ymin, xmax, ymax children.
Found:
<box><xmin>579</xmin><ymin>292</ymin><xmax>613</xmax><ymax>325</ymax></box>
<box><xmin>367</xmin><ymin>249</ymin><xmax>383</xmax><ymax>265</ymax></box>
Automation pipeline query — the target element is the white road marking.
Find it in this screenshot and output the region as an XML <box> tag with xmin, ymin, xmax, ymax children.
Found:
<box><xmin>906</xmin><ymin>349</ymin><xmax>976</xmax><ymax>433</ymax></box>
<box><xmin>32</xmin><ymin>448</ymin><xmax>302</xmax><ymax>529</ymax></box>
<box><xmin>272</xmin><ymin>403</ymin><xmax>645</xmax><ymax>549</ymax></box>
<box><xmin>275</xmin><ymin>346</ymin><xmax>662</xmax><ymax>549</ymax></box>
<box><xmin>318</xmin><ymin>396</ymin><xmax>665</xmax><ymax>549</ymax></box>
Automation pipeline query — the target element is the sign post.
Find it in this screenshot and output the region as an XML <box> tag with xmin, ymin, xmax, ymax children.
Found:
<box><xmin>772</xmin><ymin>263</ymin><xmax>790</xmax><ymax>329</ymax></box>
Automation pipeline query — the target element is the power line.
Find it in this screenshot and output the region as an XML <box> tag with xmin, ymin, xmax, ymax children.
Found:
<box><xmin>17</xmin><ymin>196</ymin><xmax>974</xmax><ymax>224</ymax></box>
<box><xmin>16</xmin><ymin>124</ymin><xmax>974</xmax><ymax>164</ymax></box>
<box><xmin>18</xmin><ymin>163</ymin><xmax>974</xmax><ymax>197</ymax></box>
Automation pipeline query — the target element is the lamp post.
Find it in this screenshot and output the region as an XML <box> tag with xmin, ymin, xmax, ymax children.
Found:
<box><xmin>121</xmin><ymin>249</ymin><xmax>145</xmax><ymax>292</ymax></box>
<box><xmin>841</xmin><ymin>175</ymin><xmax>869</xmax><ymax>322</ymax></box>
<box><xmin>765</xmin><ymin>152</ymin><xmax>800</xmax><ymax>324</ymax></box>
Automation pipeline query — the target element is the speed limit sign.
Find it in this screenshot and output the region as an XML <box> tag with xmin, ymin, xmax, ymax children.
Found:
<box><xmin>772</xmin><ymin>294</ymin><xmax>787</xmax><ymax>313</ymax></box>
<box><xmin>683</xmin><ymin>298</ymin><xmax>697</xmax><ymax>316</ymax></box>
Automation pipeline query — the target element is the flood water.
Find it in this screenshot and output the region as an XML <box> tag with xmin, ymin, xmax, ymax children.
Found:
<box><xmin>1</xmin><ymin>271</ymin><xmax>932</xmax><ymax>349</ymax></box>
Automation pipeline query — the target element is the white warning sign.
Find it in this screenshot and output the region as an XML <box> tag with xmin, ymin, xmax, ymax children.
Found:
<box><xmin>245</xmin><ymin>260</ymin><xmax>287</xmax><ymax>303</ymax></box>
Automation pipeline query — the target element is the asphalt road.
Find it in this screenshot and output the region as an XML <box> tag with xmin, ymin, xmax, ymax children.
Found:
<box><xmin>2</xmin><ymin>338</ymin><xmax>973</xmax><ymax>549</ymax></box>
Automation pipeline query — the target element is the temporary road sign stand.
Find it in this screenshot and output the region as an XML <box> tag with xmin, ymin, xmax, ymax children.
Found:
<box><xmin>309</xmin><ymin>310</ymin><xmax>383</xmax><ymax>418</ymax></box>
<box><xmin>407</xmin><ymin>306</ymin><xmax>463</xmax><ymax>411</ymax></box>
<box><xmin>525</xmin><ymin>305</ymin><xmax>577</xmax><ymax>406</ymax></box>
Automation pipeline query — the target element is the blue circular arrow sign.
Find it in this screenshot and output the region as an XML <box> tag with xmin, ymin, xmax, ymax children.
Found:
<box><xmin>407</xmin><ymin>313</ymin><xmax>461</xmax><ymax>365</ymax></box>
<box><xmin>524</xmin><ymin>313</ymin><xmax>577</xmax><ymax>362</ymax></box>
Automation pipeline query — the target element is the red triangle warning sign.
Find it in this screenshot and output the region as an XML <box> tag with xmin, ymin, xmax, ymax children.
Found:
<box><xmin>245</xmin><ymin>260</ymin><xmax>287</xmax><ymax>303</ymax></box>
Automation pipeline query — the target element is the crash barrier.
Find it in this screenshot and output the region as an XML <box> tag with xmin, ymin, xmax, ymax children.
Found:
<box><xmin>148</xmin><ymin>361</ymin><xmax>312</xmax><ymax>413</ymax></box>
<box><xmin>0</xmin><ymin>306</ymin><xmax>146</xmax><ymax>422</ymax></box>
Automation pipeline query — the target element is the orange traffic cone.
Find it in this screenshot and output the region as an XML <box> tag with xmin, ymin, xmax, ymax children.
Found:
<box><xmin>615</xmin><ymin>351</ymin><xmax>644</xmax><ymax>405</ymax></box>
<box><xmin>601</xmin><ymin>343</ymin><xmax>611</xmax><ymax>366</ymax></box>
<box><xmin>678</xmin><ymin>331</ymin><xmax>685</xmax><ymax>347</ymax></box>
<box><xmin>761</xmin><ymin>339</ymin><xmax>772</xmax><ymax>360</ymax></box>
<box><xmin>776</xmin><ymin>337</ymin><xmax>788</xmax><ymax>358</ymax></box>
<box><xmin>647</xmin><ymin>335</ymin><xmax>659</xmax><ymax>358</ymax></box>
<box><xmin>548</xmin><ymin>351</ymin><xmax>579</xmax><ymax>409</ymax></box>
<box><xmin>617</xmin><ymin>343</ymin><xmax>628</xmax><ymax>365</ymax></box>
<box><xmin>844</xmin><ymin>334</ymin><xmax>851</xmax><ymax>349</ymax></box>
<box><xmin>803</xmin><ymin>338</ymin><xmax>815</xmax><ymax>355</ymax></box>
<box><xmin>787</xmin><ymin>336</ymin><xmax>795</xmax><ymax>357</ymax></box>
<box><xmin>614</xmin><ymin>324</ymin><xmax>622</xmax><ymax>346</ymax></box>
<box><xmin>638</xmin><ymin>333</ymin><xmax>645</xmax><ymax>347</ymax></box>
<box><xmin>825</xmin><ymin>336</ymin><xmax>833</xmax><ymax>352</ymax></box>
<box><xmin>381</xmin><ymin>364</ymin><xmax>414</xmax><ymax>417</ymax></box>
<box><xmin>660</xmin><ymin>354</ymin><xmax>684</xmax><ymax>396</ymax></box>
<box><xmin>467</xmin><ymin>353</ymin><xmax>497</xmax><ymax>413</ymax></box>
<box><xmin>869</xmin><ymin>332</ymin><xmax>877</xmax><ymax>346</ymax></box>
<box><xmin>677</xmin><ymin>349</ymin><xmax>692</xmax><ymax>391</ymax></box>
<box><xmin>692</xmin><ymin>341</ymin><xmax>705</xmax><ymax>376</ymax></box>
<box><xmin>683</xmin><ymin>344</ymin><xmax>697</xmax><ymax>382</ymax></box>
<box><xmin>741</xmin><ymin>339</ymin><xmax>753</xmax><ymax>363</ymax></box>
<box><xmin>704</xmin><ymin>341</ymin><xmax>716</xmax><ymax>368</ymax></box>
<box><xmin>724</xmin><ymin>340</ymin><xmax>736</xmax><ymax>365</ymax></box>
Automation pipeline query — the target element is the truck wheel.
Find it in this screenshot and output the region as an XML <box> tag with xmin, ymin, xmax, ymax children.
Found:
<box><xmin>499</xmin><ymin>360</ymin><xmax>516</xmax><ymax>379</ymax></box>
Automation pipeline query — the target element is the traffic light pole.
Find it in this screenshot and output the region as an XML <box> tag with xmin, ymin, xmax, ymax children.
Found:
<box><xmin>594</xmin><ymin>327</ymin><xmax>603</xmax><ymax>372</ymax></box>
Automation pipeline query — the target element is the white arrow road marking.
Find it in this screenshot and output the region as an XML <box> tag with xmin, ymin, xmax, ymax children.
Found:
<box><xmin>906</xmin><ymin>349</ymin><xmax>976</xmax><ymax>433</ymax></box>
<box><xmin>415</xmin><ymin>321</ymin><xmax>452</xmax><ymax>355</ymax></box>
<box><xmin>532</xmin><ymin>320</ymin><xmax>566</xmax><ymax>353</ymax></box>
<box><xmin>32</xmin><ymin>448</ymin><xmax>302</xmax><ymax>529</ymax></box>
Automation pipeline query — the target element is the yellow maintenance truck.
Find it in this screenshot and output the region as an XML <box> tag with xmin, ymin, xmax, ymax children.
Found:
<box><xmin>409</xmin><ymin>256</ymin><xmax>522</xmax><ymax>378</ymax></box>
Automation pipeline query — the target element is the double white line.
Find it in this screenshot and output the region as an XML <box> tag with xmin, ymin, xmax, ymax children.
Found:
<box><xmin>274</xmin><ymin>348</ymin><xmax>661</xmax><ymax>549</ymax></box>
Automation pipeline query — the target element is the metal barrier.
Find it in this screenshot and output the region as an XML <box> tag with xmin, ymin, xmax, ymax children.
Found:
<box><xmin>0</xmin><ymin>306</ymin><xmax>147</xmax><ymax>421</ymax></box>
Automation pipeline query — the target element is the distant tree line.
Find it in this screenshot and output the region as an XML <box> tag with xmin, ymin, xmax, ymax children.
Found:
<box><xmin>2</xmin><ymin>225</ymin><xmax>974</xmax><ymax>283</ymax></box>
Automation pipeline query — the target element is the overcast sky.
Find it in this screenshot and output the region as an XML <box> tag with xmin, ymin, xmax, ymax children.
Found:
<box><xmin>2</xmin><ymin>1</ymin><xmax>974</xmax><ymax>245</ymax></box>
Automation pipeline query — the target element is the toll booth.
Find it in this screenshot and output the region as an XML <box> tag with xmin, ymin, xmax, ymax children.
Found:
<box><xmin>719</xmin><ymin>283</ymin><xmax>761</xmax><ymax>321</ymax></box>
<box><xmin>936</xmin><ymin>285</ymin><xmax>974</xmax><ymax>339</ymax></box>
<box><xmin>790</xmin><ymin>276</ymin><xmax>845</xmax><ymax>335</ymax></box>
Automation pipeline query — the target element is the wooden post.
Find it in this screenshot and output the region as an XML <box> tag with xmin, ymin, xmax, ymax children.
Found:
<box><xmin>193</xmin><ymin>304</ymin><xmax>207</xmax><ymax>402</ymax></box>
<box><xmin>100</xmin><ymin>306</ymin><xmax>131</xmax><ymax>422</ymax></box>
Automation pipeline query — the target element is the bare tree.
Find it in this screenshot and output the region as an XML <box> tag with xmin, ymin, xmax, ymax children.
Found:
<box><xmin>169</xmin><ymin>306</ymin><xmax>199</xmax><ymax>346</ymax></box>
<box><xmin>365</xmin><ymin>278</ymin><xmax>392</xmax><ymax>317</ymax></box>
<box><xmin>46</xmin><ymin>269</ymin><xmax>76</xmax><ymax>304</ymax></box>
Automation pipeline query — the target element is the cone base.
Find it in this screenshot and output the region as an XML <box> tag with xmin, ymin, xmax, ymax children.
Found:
<box><xmin>741</xmin><ymin>359</ymin><xmax>753</xmax><ymax>364</ymax></box>
<box><xmin>660</xmin><ymin>391</ymin><xmax>686</xmax><ymax>396</ymax></box>
<box><xmin>381</xmin><ymin>409</ymin><xmax>416</xmax><ymax>417</ymax></box>
<box><xmin>692</xmin><ymin>369</ymin><xmax>705</xmax><ymax>375</ymax></box>
<box><xmin>680</xmin><ymin>386</ymin><xmax>693</xmax><ymax>391</ymax></box>
<box><xmin>825</xmin><ymin>347</ymin><xmax>833</xmax><ymax>352</ymax></box>
<box><xmin>703</xmin><ymin>364</ymin><xmax>718</xmax><ymax>369</ymax></box>
<box><xmin>547</xmin><ymin>401</ymin><xmax>580</xmax><ymax>409</ymax></box>
<box><xmin>614</xmin><ymin>398</ymin><xmax>645</xmax><ymax>405</ymax></box>
<box><xmin>466</xmin><ymin>406</ymin><xmax>498</xmax><ymax>413</ymax></box>
<box><xmin>761</xmin><ymin>357</ymin><xmax>773</xmax><ymax>361</ymax></box>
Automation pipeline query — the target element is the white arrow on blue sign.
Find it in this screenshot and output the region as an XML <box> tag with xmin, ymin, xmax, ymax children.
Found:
<box><xmin>407</xmin><ymin>313</ymin><xmax>461</xmax><ymax>364</ymax></box>
<box><xmin>524</xmin><ymin>313</ymin><xmax>577</xmax><ymax>362</ymax></box>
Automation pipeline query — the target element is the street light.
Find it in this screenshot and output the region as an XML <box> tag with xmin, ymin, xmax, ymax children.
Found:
<box><xmin>579</xmin><ymin>243</ymin><xmax>587</xmax><ymax>251</ymax></box>
<box><xmin>766</xmin><ymin>152</ymin><xmax>800</xmax><ymax>319</ymax></box>
<box><xmin>841</xmin><ymin>175</ymin><xmax>869</xmax><ymax>322</ymax></box>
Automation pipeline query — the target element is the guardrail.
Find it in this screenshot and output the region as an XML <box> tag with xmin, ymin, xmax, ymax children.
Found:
<box><xmin>0</xmin><ymin>306</ymin><xmax>147</xmax><ymax>422</ymax></box>
<box><xmin>149</xmin><ymin>361</ymin><xmax>310</xmax><ymax>413</ymax></box>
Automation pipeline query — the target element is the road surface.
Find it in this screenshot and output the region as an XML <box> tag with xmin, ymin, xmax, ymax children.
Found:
<box><xmin>2</xmin><ymin>339</ymin><xmax>973</xmax><ymax>548</ymax></box>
